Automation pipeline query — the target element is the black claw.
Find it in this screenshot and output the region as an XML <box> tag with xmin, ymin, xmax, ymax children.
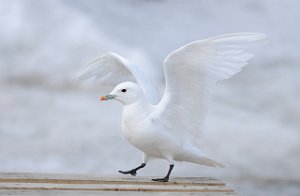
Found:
<box><xmin>151</xmin><ymin>164</ymin><xmax>174</xmax><ymax>182</ymax></box>
<box><xmin>118</xmin><ymin>163</ymin><xmax>146</xmax><ymax>177</ymax></box>
<box><xmin>118</xmin><ymin>169</ymin><xmax>137</xmax><ymax>176</ymax></box>
<box><xmin>152</xmin><ymin>177</ymin><xmax>169</xmax><ymax>182</ymax></box>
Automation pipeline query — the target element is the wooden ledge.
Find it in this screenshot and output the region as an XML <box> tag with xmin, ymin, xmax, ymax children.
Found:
<box><xmin>0</xmin><ymin>172</ymin><xmax>237</xmax><ymax>195</ymax></box>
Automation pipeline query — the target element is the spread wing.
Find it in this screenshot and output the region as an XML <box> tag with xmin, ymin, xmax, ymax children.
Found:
<box><xmin>77</xmin><ymin>52</ymin><xmax>160</xmax><ymax>104</ymax></box>
<box><xmin>157</xmin><ymin>33</ymin><xmax>266</xmax><ymax>140</ymax></box>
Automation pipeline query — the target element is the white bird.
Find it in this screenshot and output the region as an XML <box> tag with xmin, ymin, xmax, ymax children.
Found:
<box><xmin>78</xmin><ymin>33</ymin><xmax>266</xmax><ymax>182</ymax></box>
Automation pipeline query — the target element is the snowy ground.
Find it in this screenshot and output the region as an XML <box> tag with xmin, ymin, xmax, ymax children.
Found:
<box><xmin>1</xmin><ymin>0</ymin><xmax>300</xmax><ymax>195</ymax></box>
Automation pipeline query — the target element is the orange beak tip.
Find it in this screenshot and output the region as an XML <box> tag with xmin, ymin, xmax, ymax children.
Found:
<box><xmin>100</xmin><ymin>96</ymin><xmax>106</xmax><ymax>101</ymax></box>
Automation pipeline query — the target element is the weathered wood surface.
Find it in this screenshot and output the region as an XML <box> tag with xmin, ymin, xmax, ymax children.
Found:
<box><xmin>0</xmin><ymin>173</ymin><xmax>237</xmax><ymax>195</ymax></box>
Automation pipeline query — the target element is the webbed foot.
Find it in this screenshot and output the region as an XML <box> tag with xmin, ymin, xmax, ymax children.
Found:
<box><xmin>119</xmin><ymin>169</ymin><xmax>137</xmax><ymax>176</ymax></box>
<box><xmin>151</xmin><ymin>164</ymin><xmax>174</xmax><ymax>182</ymax></box>
<box><xmin>118</xmin><ymin>163</ymin><xmax>146</xmax><ymax>176</ymax></box>
<box><xmin>152</xmin><ymin>177</ymin><xmax>169</xmax><ymax>182</ymax></box>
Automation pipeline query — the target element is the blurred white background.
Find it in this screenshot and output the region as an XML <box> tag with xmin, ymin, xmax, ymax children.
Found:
<box><xmin>0</xmin><ymin>0</ymin><xmax>299</xmax><ymax>195</ymax></box>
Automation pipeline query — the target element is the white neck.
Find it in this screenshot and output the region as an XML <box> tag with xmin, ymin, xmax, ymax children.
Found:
<box><xmin>122</xmin><ymin>97</ymin><xmax>154</xmax><ymax>123</ymax></box>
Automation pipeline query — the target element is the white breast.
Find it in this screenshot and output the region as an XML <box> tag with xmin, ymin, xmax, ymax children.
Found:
<box><xmin>121</xmin><ymin>104</ymin><xmax>183</xmax><ymax>158</ymax></box>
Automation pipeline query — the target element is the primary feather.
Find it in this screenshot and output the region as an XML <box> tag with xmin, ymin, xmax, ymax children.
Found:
<box><xmin>77</xmin><ymin>52</ymin><xmax>160</xmax><ymax>104</ymax></box>
<box><xmin>158</xmin><ymin>33</ymin><xmax>266</xmax><ymax>142</ymax></box>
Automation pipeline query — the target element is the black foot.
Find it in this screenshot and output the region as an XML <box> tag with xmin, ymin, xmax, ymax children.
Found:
<box><xmin>152</xmin><ymin>164</ymin><xmax>174</xmax><ymax>182</ymax></box>
<box><xmin>119</xmin><ymin>169</ymin><xmax>137</xmax><ymax>176</ymax></box>
<box><xmin>118</xmin><ymin>163</ymin><xmax>146</xmax><ymax>176</ymax></box>
<box><xmin>152</xmin><ymin>177</ymin><xmax>169</xmax><ymax>182</ymax></box>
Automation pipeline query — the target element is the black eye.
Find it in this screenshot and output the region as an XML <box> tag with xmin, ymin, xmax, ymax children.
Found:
<box><xmin>121</xmin><ymin>89</ymin><xmax>127</xmax><ymax>93</ymax></box>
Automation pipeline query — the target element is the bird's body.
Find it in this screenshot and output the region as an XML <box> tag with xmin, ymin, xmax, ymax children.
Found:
<box><xmin>78</xmin><ymin>33</ymin><xmax>266</xmax><ymax>181</ymax></box>
<box><xmin>120</xmin><ymin>82</ymin><xmax>224</xmax><ymax>167</ymax></box>
<box><xmin>123</xmin><ymin>98</ymin><xmax>180</xmax><ymax>162</ymax></box>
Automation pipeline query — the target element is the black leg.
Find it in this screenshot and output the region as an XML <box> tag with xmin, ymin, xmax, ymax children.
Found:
<box><xmin>119</xmin><ymin>163</ymin><xmax>146</xmax><ymax>176</ymax></box>
<box><xmin>152</xmin><ymin>164</ymin><xmax>174</xmax><ymax>182</ymax></box>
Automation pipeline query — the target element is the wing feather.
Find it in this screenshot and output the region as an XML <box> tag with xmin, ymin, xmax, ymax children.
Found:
<box><xmin>77</xmin><ymin>52</ymin><xmax>160</xmax><ymax>104</ymax></box>
<box><xmin>157</xmin><ymin>33</ymin><xmax>266</xmax><ymax>141</ymax></box>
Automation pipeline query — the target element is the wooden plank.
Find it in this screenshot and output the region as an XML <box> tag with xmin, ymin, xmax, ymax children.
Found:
<box><xmin>0</xmin><ymin>190</ymin><xmax>238</xmax><ymax>196</ymax></box>
<box><xmin>0</xmin><ymin>173</ymin><xmax>237</xmax><ymax>195</ymax></box>
<box><xmin>0</xmin><ymin>182</ymin><xmax>231</xmax><ymax>191</ymax></box>
<box><xmin>0</xmin><ymin>172</ymin><xmax>225</xmax><ymax>186</ymax></box>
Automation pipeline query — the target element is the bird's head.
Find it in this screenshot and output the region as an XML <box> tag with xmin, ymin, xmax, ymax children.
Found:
<box><xmin>100</xmin><ymin>82</ymin><xmax>143</xmax><ymax>105</ymax></box>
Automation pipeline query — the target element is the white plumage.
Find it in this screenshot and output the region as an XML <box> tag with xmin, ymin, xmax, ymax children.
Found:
<box><xmin>77</xmin><ymin>33</ymin><xmax>266</xmax><ymax>182</ymax></box>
